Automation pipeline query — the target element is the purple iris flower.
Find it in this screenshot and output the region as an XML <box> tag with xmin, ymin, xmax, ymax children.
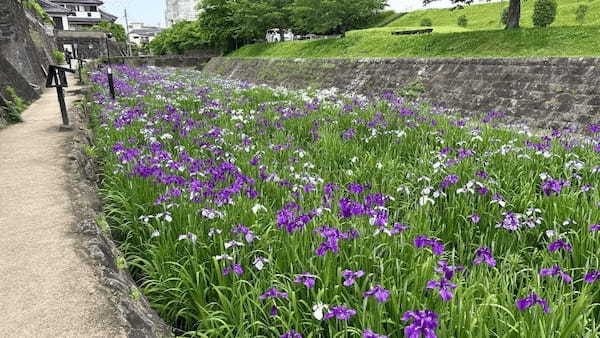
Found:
<box><xmin>402</xmin><ymin>310</ymin><xmax>439</xmax><ymax>338</ymax></box>
<box><xmin>293</xmin><ymin>272</ymin><xmax>317</xmax><ymax>288</ymax></box>
<box><xmin>414</xmin><ymin>236</ymin><xmax>445</xmax><ymax>255</ymax></box>
<box><xmin>323</xmin><ymin>306</ymin><xmax>357</xmax><ymax>320</ymax></box>
<box><xmin>259</xmin><ymin>288</ymin><xmax>288</xmax><ymax>300</ymax></box>
<box><xmin>277</xmin><ymin>202</ymin><xmax>314</xmax><ymax>233</ymax></box>
<box><xmin>541</xmin><ymin>179</ymin><xmax>570</xmax><ymax>196</ymax></box>
<box><xmin>281</xmin><ymin>330</ymin><xmax>303</xmax><ymax>338</ymax></box>
<box><xmin>342</xmin><ymin>128</ymin><xmax>356</xmax><ymax>140</ymax></box>
<box><xmin>496</xmin><ymin>212</ymin><xmax>521</xmax><ymax>231</ymax></box>
<box><xmin>362</xmin><ymin>329</ymin><xmax>388</xmax><ymax>338</ymax></box>
<box><xmin>589</xmin><ymin>224</ymin><xmax>600</xmax><ymax>232</ymax></box>
<box><xmin>440</xmin><ymin>175</ymin><xmax>459</xmax><ymax>189</ymax></box>
<box><xmin>540</xmin><ymin>265</ymin><xmax>572</xmax><ymax>283</ymax></box>
<box><xmin>584</xmin><ymin>270</ymin><xmax>600</xmax><ymax>283</ymax></box>
<box><xmin>369</xmin><ymin>209</ymin><xmax>389</xmax><ymax>226</ymax></box>
<box><xmin>347</xmin><ymin>183</ymin><xmax>370</xmax><ymax>194</ymax></box>
<box><xmin>435</xmin><ymin>260</ymin><xmax>465</xmax><ymax>279</ymax></box>
<box><xmin>314</xmin><ymin>226</ymin><xmax>357</xmax><ymax>256</ymax></box>
<box><xmin>338</xmin><ymin>197</ymin><xmax>367</xmax><ymax>218</ymax></box>
<box><xmin>468</xmin><ymin>213</ymin><xmax>480</xmax><ymax>224</ymax></box>
<box><xmin>426</xmin><ymin>277</ymin><xmax>457</xmax><ymax>301</ymax></box>
<box><xmin>473</xmin><ymin>247</ymin><xmax>496</xmax><ymax>267</ymax></box>
<box><xmin>476</xmin><ymin>171</ymin><xmax>489</xmax><ymax>179</ymax></box>
<box><xmin>223</xmin><ymin>264</ymin><xmax>244</xmax><ymax>276</ymax></box>
<box><xmin>547</xmin><ymin>239</ymin><xmax>573</xmax><ymax>253</ymax></box>
<box><xmin>363</xmin><ymin>285</ymin><xmax>391</xmax><ymax>303</ymax></box>
<box><xmin>342</xmin><ymin>269</ymin><xmax>365</xmax><ymax>286</ymax></box>
<box><xmin>231</xmin><ymin>224</ymin><xmax>258</xmax><ymax>243</ymax></box>
<box><xmin>516</xmin><ymin>293</ymin><xmax>550</xmax><ymax>313</ymax></box>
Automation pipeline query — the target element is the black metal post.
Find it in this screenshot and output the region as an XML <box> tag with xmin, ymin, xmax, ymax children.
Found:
<box><xmin>105</xmin><ymin>34</ymin><xmax>116</xmax><ymax>100</ymax></box>
<box><xmin>56</xmin><ymin>86</ymin><xmax>69</xmax><ymax>126</ymax></box>
<box><xmin>78</xmin><ymin>58</ymin><xmax>83</xmax><ymax>84</ymax></box>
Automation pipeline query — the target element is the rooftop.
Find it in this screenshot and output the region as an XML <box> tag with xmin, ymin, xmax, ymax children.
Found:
<box><xmin>38</xmin><ymin>0</ymin><xmax>75</xmax><ymax>15</ymax></box>
<box><xmin>50</xmin><ymin>0</ymin><xmax>104</xmax><ymax>4</ymax></box>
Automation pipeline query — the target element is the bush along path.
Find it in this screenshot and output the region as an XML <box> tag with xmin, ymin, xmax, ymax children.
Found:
<box><xmin>0</xmin><ymin>75</ymin><xmax>128</xmax><ymax>337</ymax></box>
<box><xmin>89</xmin><ymin>66</ymin><xmax>600</xmax><ymax>337</ymax></box>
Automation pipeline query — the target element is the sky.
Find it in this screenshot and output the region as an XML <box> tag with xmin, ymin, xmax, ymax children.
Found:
<box><xmin>101</xmin><ymin>0</ymin><xmax>466</xmax><ymax>27</ymax></box>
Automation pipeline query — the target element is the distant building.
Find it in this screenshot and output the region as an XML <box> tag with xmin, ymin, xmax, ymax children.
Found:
<box><xmin>128</xmin><ymin>22</ymin><xmax>164</xmax><ymax>46</ymax></box>
<box><xmin>39</xmin><ymin>0</ymin><xmax>117</xmax><ymax>30</ymax></box>
<box><xmin>165</xmin><ymin>0</ymin><xmax>201</xmax><ymax>27</ymax></box>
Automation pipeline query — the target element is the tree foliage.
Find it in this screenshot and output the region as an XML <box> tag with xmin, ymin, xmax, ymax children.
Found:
<box><xmin>289</xmin><ymin>0</ymin><xmax>387</xmax><ymax>34</ymax></box>
<box><xmin>90</xmin><ymin>22</ymin><xmax>127</xmax><ymax>42</ymax></box>
<box><xmin>149</xmin><ymin>21</ymin><xmax>210</xmax><ymax>55</ymax></box>
<box><xmin>154</xmin><ymin>0</ymin><xmax>388</xmax><ymax>55</ymax></box>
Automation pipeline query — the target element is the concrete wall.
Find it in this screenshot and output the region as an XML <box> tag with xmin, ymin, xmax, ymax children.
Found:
<box><xmin>204</xmin><ymin>57</ymin><xmax>600</xmax><ymax>128</ymax></box>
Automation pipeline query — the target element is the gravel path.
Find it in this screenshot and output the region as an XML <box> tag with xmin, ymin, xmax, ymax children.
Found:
<box><xmin>0</xmin><ymin>79</ymin><xmax>127</xmax><ymax>337</ymax></box>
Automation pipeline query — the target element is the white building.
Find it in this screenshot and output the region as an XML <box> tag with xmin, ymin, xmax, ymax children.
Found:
<box><xmin>165</xmin><ymin>0</ymin><xmax>201</xmax><ymax>27</ymax></box>
<box><xmin>39</xmin><ymin>0</ymin><xmax>117</xmax><ymax>31</ymax></box>
<box><xmin>128</xmin><ymin>23</ymin><xmax>164</xmax><ymax>46</ymax></box>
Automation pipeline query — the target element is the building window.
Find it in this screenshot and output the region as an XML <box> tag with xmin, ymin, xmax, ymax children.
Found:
<box><xmin>85</xmin><ymin>6</ymin><xmax>97</xmax><ymax>12</ymax></box>
<box><xmin>52</xmin><ymin>16</ymin><xmax>64</xmax><ymax>30</ymax></box>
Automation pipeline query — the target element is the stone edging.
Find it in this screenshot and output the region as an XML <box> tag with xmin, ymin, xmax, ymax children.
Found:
<box><xmin>66</xmin><ymin>91</ymin><xmax>173</xmax><ymax>338</ymax></box>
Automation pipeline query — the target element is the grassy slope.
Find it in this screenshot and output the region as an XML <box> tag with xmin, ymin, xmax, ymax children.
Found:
<box><xmin>229</xmin><ymin>0</ymin><xmax>600</xmax><ymax>58</ymax></box>
<box><xmin>389</xmin><ymin>0</ymin><xmax>600</xmax><ymax>31</ymax></box>
<box><xmin>230</xmin><ymin>25</ymin><xmax>600</xmax><ymax>58</ymax></box>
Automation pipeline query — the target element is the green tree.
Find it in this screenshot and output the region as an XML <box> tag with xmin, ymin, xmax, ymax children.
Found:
<box><xmin>425</xmin><ymin>0</ymin><xmax>522</xmax><ymax>29</ymax></box>
<box><xmin>90</xmin><ymin>22</ymin><xmax>127</xmax><ymax>42</ymax></box>
<box><xmin>149</xmin><ymin>21</ymin><xmax>209</xmax><ymax>55</ymax></box>
<box><xmin>197</xmin><ymin>0</ymin><xmax>236</xmax><ymax>52</ymax></box>
<box><xmin>289</xmin><ymin>0</ymin><xmax>387</xmax><ymax>35</ymax></box>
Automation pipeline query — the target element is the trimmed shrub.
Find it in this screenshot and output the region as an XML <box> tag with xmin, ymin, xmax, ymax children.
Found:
<box><xmin>52</xmin><ymin>49</ymin><xmax>65</xmax><ymax>64</ymax></box>
<box><xmin>457</xmin><ymin>15</ymin><xmax>468</xmax><ymax>27</ymax></box>
<box><xmin>575</xmin><ymin>5</ymin><xmax>589</xmax><ymax>24</ymax></box>
<box><xmin>532</xmin><ymin>0</ymin><xmax>558</xmax><ymax>28</ymax></box>
<box><xmin>420</xmin><ymin>18</ymin><xmax>433</xmax><ymax>27</ymax></box>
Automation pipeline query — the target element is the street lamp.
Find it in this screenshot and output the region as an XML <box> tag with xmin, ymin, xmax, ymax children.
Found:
<box><xmin>105</xmin><ymin>32</ymin><xmax>116</xmax><ymax>100</ymax></box>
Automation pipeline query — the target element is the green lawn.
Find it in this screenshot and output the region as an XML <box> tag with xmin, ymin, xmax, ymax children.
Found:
<box><xmin>389</xmin><ymin>0</ymin><xmax>600</xmax><ymax>31</ymax></box>
<box><xmin>229</xmin><ymin>25</ymin><xmax>600</xmax><ymax>58</ymax></box>
<box><xmin>229</xmin><ymin>0</ymin><xmax>600</xmax><ymax>58</ymax></box>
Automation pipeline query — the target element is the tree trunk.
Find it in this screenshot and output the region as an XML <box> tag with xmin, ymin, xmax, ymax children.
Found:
<box><xmin>506</xmin><ymin>0</ymin><xmax>521</xmax><ymax>29</ymax></box>
<box><xmin>279</xmin><ymin>28</ymin><xmax>285</xmax><ymax>42</ymax></box>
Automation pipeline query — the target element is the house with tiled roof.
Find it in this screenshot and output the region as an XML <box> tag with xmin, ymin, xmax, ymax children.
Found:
<box><xmin>39</xmin><ymin>0</ymin><xmax>117</xmax><ymax>30</ymax></box>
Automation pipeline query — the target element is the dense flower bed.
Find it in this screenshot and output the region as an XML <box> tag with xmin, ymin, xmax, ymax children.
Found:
<box><xmin>89</xmin><ymin>65</ymin><xmax>599</xmax><ymax>337</ymax></box>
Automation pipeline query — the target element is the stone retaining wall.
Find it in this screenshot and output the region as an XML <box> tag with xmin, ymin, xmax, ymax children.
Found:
<box><xmin>0</xmin><ymin>0</ymin><xmax>56</xmax><ymax>91</ymax></box>
<box><xmin>55</xmin><ymin>31</ymin><xmax>125</xmax><ymax>59</ymax></box>
<box><xmin>114</xmin><ymin>56</ymin><xmax>213</xmax><ymax>70</ymax></box>
<box><xmin>204</xmin><ymin>57</ymin><xmax>600</xmax><ymax>128</ymax></box>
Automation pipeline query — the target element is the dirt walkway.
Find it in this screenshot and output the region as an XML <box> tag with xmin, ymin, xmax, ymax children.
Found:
<box><xmin>0</xmin><ymin>77</ymin><xmax>126</xmax><ymax>337</ymax></box>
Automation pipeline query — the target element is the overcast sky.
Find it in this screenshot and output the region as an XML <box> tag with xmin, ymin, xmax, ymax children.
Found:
<box><xmin>101</xmin><ymin>0</ymin><xmax>463</xmax><ymax>27</ymax></box>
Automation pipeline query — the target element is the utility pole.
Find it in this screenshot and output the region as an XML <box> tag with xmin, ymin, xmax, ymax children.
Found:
<box><xmin>124</xmin><ymin>8</ymin><xmax>132</xmax><ymax>56</ymax></box>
